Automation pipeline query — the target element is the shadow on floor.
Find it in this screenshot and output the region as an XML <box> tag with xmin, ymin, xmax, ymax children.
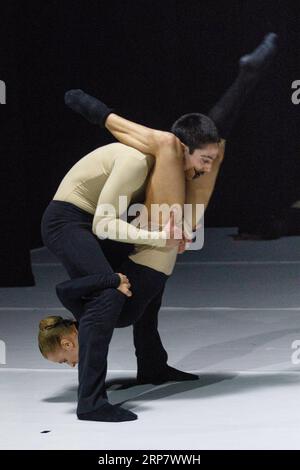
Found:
<box><xmin>177</xmin><ymin>328</ymin><xmax>300</xmax><ymax>370</ymax></box>
<box><xmin>42</xmin><ymin>373</ymin><xmax>233</xmax><ymax>406</ymax></box>
<box><xmin>41</xmin><ymin>369</ymin><xmax>300</xmax><ymax>416</ymax></box>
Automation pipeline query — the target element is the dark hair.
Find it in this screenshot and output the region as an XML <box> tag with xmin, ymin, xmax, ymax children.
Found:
<box><xmin>171</xmin><ymin>113</ymin><xmax>220</xmax><ymax>153</ymax></box>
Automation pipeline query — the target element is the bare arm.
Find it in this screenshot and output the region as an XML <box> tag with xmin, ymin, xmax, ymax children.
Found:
<box><xmin>105</xmin><ymin>113</ymin><xmax>174</xmax><ymax>157</ymax></box>
<box><xmin>56</xmin><ymin>273</ymin><xmax>121</xmax><ymax>319</ymax></box>
<box><xmin>92</xmin><ymin>153</ymin><xmax>168</xmax><ymax>247</ymax></box>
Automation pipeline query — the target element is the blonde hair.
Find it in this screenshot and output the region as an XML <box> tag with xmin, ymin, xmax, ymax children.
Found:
<box><xmin>38</xmin><ymin>315</ymin><xmax>76</xmax><ymax>358</ymax></box>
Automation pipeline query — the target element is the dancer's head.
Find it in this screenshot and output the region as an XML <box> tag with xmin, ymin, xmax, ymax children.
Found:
<box><xmin>171</xmin><ymin>113</ymin><xmax>220</xmax><ymax>178</ymax></box>
<box><xmin>38</xmin><ymin>316</ymin><xmax>79</xmax><ymax>367</ymax></box>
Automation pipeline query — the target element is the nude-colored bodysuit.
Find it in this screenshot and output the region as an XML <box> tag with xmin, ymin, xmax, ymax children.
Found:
<box><xmin>53</xmin><ymin>140</ymin><xmax>225</xmax><ymax>275</ymax></box>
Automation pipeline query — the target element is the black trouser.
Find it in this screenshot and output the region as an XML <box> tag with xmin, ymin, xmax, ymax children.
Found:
<box><xmin>41</xmin><ymin>200</ymin><xmax>168</xmax><ymax>415</ymax></box>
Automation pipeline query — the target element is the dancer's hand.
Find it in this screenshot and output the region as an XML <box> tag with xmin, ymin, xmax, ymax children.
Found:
<box><xmin>118</xmin><ymin>273</ymin><xmax>130</xmax><ymax>285</ymax></box>
<box><xmin>177</xmin><ymin>223</ymin><xmax>201</xmax><ymax>253</ymax></box>
<box><xmin>177</xmin><ymin>233</ymin><xmax>192</xmax><ymax>254</ymax></box>
<box><xmin>177</xmin><ymin>238</ymin><xmax>186</xmax><ymax>254</ymax></box>
<box><xmin>178</xmin><ymin>235</ymin><xmax>192</xmax><ymax>255</ymax></box>
<box><xmin>117</xmin><ymin>273</ymin><xmax>132</xmax><ymax>297</ymax></box>
<box><xmin>163</xmin><ymin>211</ymin><xmax>182</xmax><ymax>248</ymax></box>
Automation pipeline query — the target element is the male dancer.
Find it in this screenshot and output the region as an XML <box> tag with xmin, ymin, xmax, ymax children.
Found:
<box><xmin>43</xmin><ymin>33</ymin><xmax>278</xmax><ymax>423</ymax></box>
<box><xmin>66</xmin><ymin>33</ymin><xmax>278</xmax><ymax>229</ymax></box>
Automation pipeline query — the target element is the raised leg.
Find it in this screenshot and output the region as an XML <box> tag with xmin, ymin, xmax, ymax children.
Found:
<box><xmin>208</xmin><ymin>33</ymin><xmax>278</xmax><ymax>139</ymax></box>
<box><xmin>105</xmin><ymin>113</ymin><xmax>162</xmax><ymax>156</ymax></box>
<box><xmin>64</xmin><ymin>88</ymin><xmax>170</xmax><ymax>156</ymax></box>
<box><xmin>143</xmin><ymin>134</ymin><xmax>186</xmax><ymax>231</ymax></box>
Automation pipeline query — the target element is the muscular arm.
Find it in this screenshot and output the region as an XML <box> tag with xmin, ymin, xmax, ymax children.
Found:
<box><xmin>105</xmin><ymin>113</ymin><xmax>165</xmax><ymax>156</ymax></box>
<box><xmin>104</xmin><ymin>113</ymin><xmax>225</xmax><ymax>238</ymax></box>
<box><xmin>56</xmin><ymin>273</ymin><xmax>121</xmax><ymax>319</ymax></box>
<box><xmin>104</xmin><ymin>113</ymin><xmax>186</xmax><ymax>230</ymax></box>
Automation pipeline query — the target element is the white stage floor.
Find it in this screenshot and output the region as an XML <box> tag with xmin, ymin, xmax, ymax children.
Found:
<box><xmin>1</xmin><ymin>228</ymin><xmax>300</xmax><ymax>449</ymax></box>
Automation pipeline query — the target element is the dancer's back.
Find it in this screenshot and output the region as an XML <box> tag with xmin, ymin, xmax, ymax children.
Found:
<box><xmin>53</xmin><ymin>142</ymin><xmax>154</xmax><ymax>215</ymax></box>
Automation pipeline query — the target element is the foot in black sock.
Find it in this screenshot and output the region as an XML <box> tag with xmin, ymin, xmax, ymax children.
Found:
<box><xmin>78</xmin><ymin>402</ymin><xmax>137</xmax><ymax>422</ymax></box>
<box><xmin>239</xmin><ymin>33</ymin><xmax>278</xmax><ymax>81</ymax></box>
<box><xmin>208</xmin><ymin>33</ymin><xmax>278</xmax><ymax>140</ymax></box>
<box><xmin>64</xmin><ymin>89</ymin><xmax>113</xmax><ymax>127</ymax></box>
<box><xmin>137</xmin><ymin>365</ymin><xmax>199</xmax><ymax>385</ymax></box>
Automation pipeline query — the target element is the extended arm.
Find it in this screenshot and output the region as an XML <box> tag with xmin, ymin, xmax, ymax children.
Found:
<box><xmin>92</xmin><ymin>151</ymin><xmax>168</xmax><ymax>247</ymax></box>
<box><xmin>64</xmin><ymin>89</ymin><xmax>167</xmax><ymax>156</ymax></box>
<box><xmin>96</xmin><ymin>102</ymin><xmax>223</xmax><ymax>237</ymax></box>
<box><xmin>105</xmin><ymin>113</ymin><xmax>165</xmax><ymax>156</ymax></box>
<box><xmin>56</xmin><ymin>273</ymin><xmax>120</xmax><ymax>319</ymax></box>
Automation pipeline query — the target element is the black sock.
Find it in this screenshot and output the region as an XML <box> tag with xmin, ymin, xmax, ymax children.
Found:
<box><xmin>137</xmin><ymin>365</ymin><xmax>199</xmax><ymax>385</ymax></box>
<box><xmin>64</xmin><ymin>89</ymin><xmax>113</xmax><ymax>127</ymax></box>
<box><xmin>77</xmin><ymin>402</ymin><xmax>138</xmax><ymax>422</ymax></box>
<box><xmin>208</xmin><ymin>33</ymin><xmax>278</xmax><ymax>139</ymax></box>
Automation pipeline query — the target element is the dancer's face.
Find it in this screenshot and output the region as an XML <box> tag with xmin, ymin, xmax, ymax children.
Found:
<box><xmin>47</xmin><ymin>330</ymin><xmax>79</xmax><ymax>367</ymax></box>
<box><xmin>183</xmin><ymin>143</ymin><xmax>219</xmax><ymax>180</ymax></box>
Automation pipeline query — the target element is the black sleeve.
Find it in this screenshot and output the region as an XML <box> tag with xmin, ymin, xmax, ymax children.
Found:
<box><xmin>56</xmin><ymin>273</ymin><xmax>121</xmax><ymax>319</ymax></box>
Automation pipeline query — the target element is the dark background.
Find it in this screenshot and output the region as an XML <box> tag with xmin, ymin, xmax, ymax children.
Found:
<box><xmin>0</xmin><ymin>0</ymin><xmax>299</xmax><ymax>285</ymax></box>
